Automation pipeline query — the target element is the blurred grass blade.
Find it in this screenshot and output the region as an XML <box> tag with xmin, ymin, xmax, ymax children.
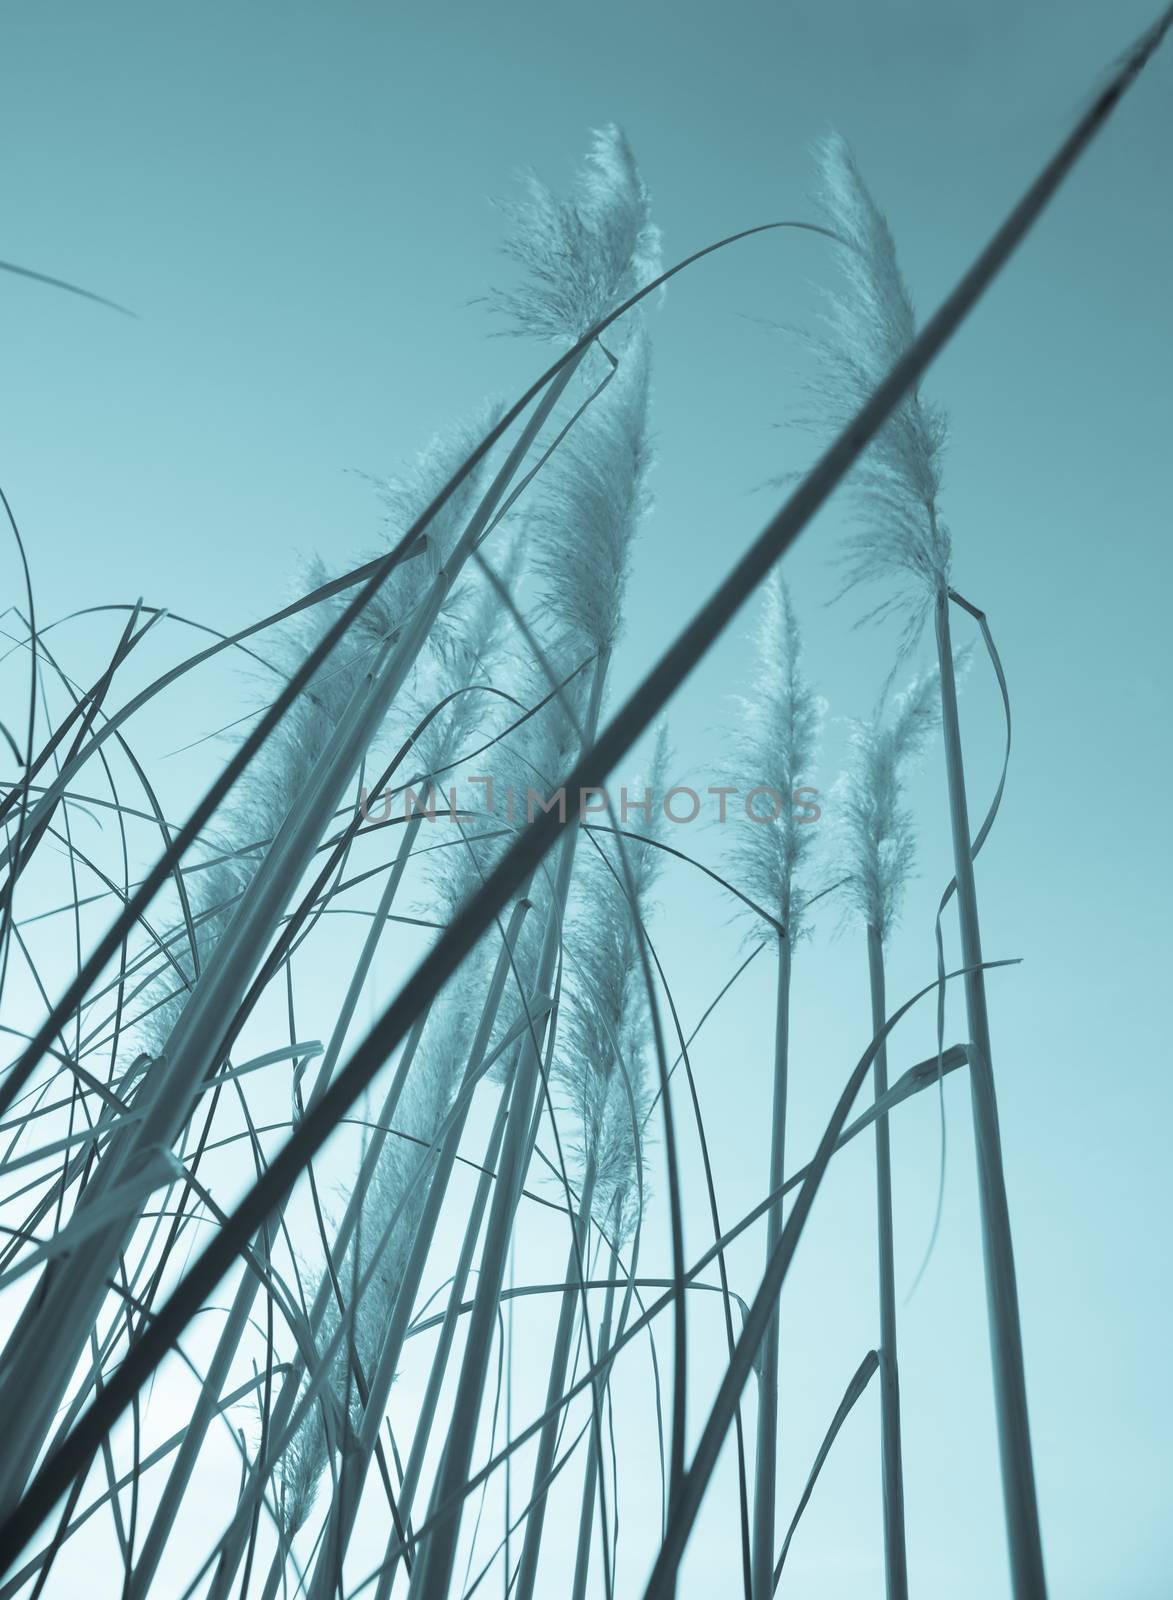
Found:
<box><xmin>0</xmin><ymin>257</ymin><xmax>136</xmax><ymax>317</ymax></box>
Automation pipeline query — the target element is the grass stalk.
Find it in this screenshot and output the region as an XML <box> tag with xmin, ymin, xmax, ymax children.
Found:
<box><xmin>728</xmin><ymin>580</ymin><xmax>819</xmax><ymax>1600</ymax></box>
<box><xmin>934</xmin><ymin>588</ymin><xmax>1045</xmax><ymax>1597</ymax></box>
<box><xmin>751</xmin><ymin>932</ymin><xmax>791</xmax><ymax>1600</ymax></box>
<box><xmin>570</xmin><ymin>1196</ymin><xmax>623</xmax><ymax>1600</ymax></box>
<box><xmin>641</xmin><ymin>963</ymin><xmax>1014</xmax><ymax>1598</ymax></box>
<box><xmin>866</xmin><ymin>924</ymin><xmax>908</xmax><ymax>1600</ymax></box>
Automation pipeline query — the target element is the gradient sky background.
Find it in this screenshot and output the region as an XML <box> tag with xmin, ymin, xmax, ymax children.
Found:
<box><xmin>2</xmin><ymin>3</ymin><xmax>1171</xmax><ymax>1597</ymax></box>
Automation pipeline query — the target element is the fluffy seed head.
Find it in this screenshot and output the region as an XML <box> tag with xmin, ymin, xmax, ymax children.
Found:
<box><xmin>137</xmin><ymin>406</ymin><xmax>500</xmax><ymax>1057</ymax></box>
<box><xmin>801</xmin><ymin>133</ymin><xmax>951</xmax><ymax>656</ymax></box>
<box><xmin>488</xmin><ymin>125</ymin><xmax>661</xmax><ymax>347</ymax></box>
<box><xmin>529</xmin><ymin>328</ymin><xmax>653</xmax><ymax>654</ymax></box>
<box><xmin>835</xmin><ymin>664</ymin><xmax>943</xmax><ymax>941</ymax></box>
<box><xmin>556</xmin><ymin>724</ymin><xmax>670</xmax><ymax>1235</ymax></box>
<box><xmin>726</xmin><ymin>574</ymin><xmax>822</xmax><ymax>940</ymax></box>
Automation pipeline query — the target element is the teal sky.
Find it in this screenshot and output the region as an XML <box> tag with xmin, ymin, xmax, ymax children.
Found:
<box><xmin>2</xmin><ymin>3</ymin><xmax>1171</xmax><ymax>1596</ymax></box>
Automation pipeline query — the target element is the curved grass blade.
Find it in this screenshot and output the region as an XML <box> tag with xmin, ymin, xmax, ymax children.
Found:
<box><xmin>0</xmin><ymin>257</ymin><xmax>136</xmax><ymax>316</ymax></box>
<box><xmin>770</xmin><ymin>1351</ymin><xmax>879</xmax><ymax>1591</ymax></box>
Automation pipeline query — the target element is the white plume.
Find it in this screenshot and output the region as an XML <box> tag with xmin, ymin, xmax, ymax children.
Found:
<box><xmin>726</xmin><ymin>574</ymin><xmax>822</xmax><ymax>941</ymax></box>
<box><xmin>488</xmin><ymin>124</ymin><xmax>660</xmax><ymax>347</ymax></box>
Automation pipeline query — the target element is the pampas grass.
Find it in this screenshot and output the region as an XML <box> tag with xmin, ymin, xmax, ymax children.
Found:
<box><xmin>834</xmin><ymin>662</ymin><xmax>943</xmax><ymax>1600</ymax></box>
<box><xmin>6</xmin><ymin>25</ymin><xmax>1167</xmax><ymax>1592</ymax></box>
<box><xmin>726</xmin><ymin>572</ymin><xmax>821</xmax><ymax>1600</ymax></box>
<box><xmin>803</xmin><ymin>133</ymin><xmax>950</xmax><ymax>661</ymax></box>
<box><xmin>488</xmin><ymin>124</ymin><xmax>660</xmax><ymax>349</ymax></box>
<box><xmin>811</xmin><ymin>130</ymin><xmax>1046</xmax><ymax>1598</ymax></box>
<box><xmin>836</xmin><ymin>664</ymin><xmax>943</xmax><ymax>944</ymax></box>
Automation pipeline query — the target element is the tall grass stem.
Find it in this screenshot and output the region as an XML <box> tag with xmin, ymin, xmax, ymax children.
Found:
<box><xmin>934</xmin><ymin>589</ymin><xmax>1045</xmax><ymax>1598</ymax></box>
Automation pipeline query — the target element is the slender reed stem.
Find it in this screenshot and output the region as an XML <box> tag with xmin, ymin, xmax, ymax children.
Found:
<box><xmin>570</xmin><ymin>1195</ymin><xmax>623</xmax><ymax>1600</ymax></box>
<box><xmin>935</xmin><ymin>586</ymin><xmax>1045</xmax><ymax>1598</ymax></box>
<box><xmin>867</xmin><ymin>924</ymin><xmax>908</xmax><ymax>1600</ymax></box>
<box><xmin>751</xmin><ymin>933</ymin><xmax>791</xmax><ymax>1600</ymax></box>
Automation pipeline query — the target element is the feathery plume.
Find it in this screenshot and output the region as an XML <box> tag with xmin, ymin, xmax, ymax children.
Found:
<box><xmin>471</xmin><ymin>660</ymin><xmax>587</xmax><ymax>1066</ymax></box>
<box><xmin>465</xmin><ymin>325</ymin><xmax>654</xmax><ymax>1066</ymax></box>
<box><xmin>138</xmin><ymin>405</ymin><xmax>501</xmax><ymax>1057</ymax></box>
<box><xmin>734</xmin><ymin>577</ymin><xmax>822</xmax><ymax>1597</ymax></box>
<box><xmin>488</xmin><ymin>124</ymin><xmax>661</xmax><ymax>347</ymax></box>
<box><xmin>802</xmin><ymin>134</ymin><xmax>1049</xmax><ymax>1598</ymax></box>
<box><xmin>800</xmin><ymin>133</ymin><xmax>950</xmax><ymax>655</ymax></box>
<box><xmin>528</xmin><ymin>328</ymin><xmax>653</xmax><ymax>655</ymax></box>
<box><xmin>557</xmin><ymin>724</ymin><xmax>670</xmax><ymax>1237</ymax></box>
<box><xmin>835</xmin><ymin>664</ymin><xmax>943</xmax><ymax>942</ymax></box>
<box><xmin>726</xmin><ymin>573</ymin><xmax>822</xmax><ymax>940</ymax></box>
